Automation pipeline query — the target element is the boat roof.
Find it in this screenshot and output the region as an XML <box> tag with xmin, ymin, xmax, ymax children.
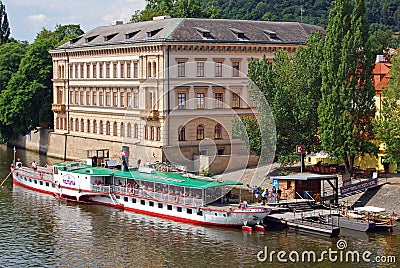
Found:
<box><xmin>54</xmin><ymin>162</ymin><xmax>242</xmax><ymax>189</ymax></box>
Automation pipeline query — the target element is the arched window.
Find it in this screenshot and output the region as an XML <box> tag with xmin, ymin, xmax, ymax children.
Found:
<box><xmin>144</xmin><ymin>125</ymin><xmax>148</xmax><ymax>140</ymax></box>
<box><xmin>87</xmin><ymin>119</ymin><xmax>90</xmax><ymax>133</ymax></box>
<box><xmin>156</xmin><ymin>127</ymin><xmax>161</xmax><ymax>141</ymax></box>
<box><xmin>113</xmin><ymin>122</ymin><xmax>118</xmax><ymax>136</ymax></box>
<box><xmin>120</xmin><ymin>122</ymin><xmax>125</xmax><ymax>137</ymax></box>
<box><xmin>178</xmin><ymin>127</ymin><xmax>185</xmax><ymax>141</ymax></box>
<box><xmin>106</xmin><ymin>121</ymin><xmax>110</xmax><ymax>135</ymax></box>
<box><xmin>99</xmin><ymin>120</ymin><xmax>103</xmax><ymax>134</ymax></box>
<box><xmin>81</xmin><ymin>119</ymin><xmax>84</xmax><ymax>132</ymax></box>
<box><xmin>75</xmin><ymin>119</ymin><xmax>79</xmax><ymax>132</ymax></box>
<box><xmin>214</xmin><ymin>124</ymin><xmax>222</xmax><ymax>139</ymax></box>
<box><xmin>70</xmin><ymin>118</ymin><xmax>74</xmax><ymax>131</ymax></box>
<box><xmin>152</xmin><ymin>62</ymin><xmax>157</xmax><ymax>78</ymax></box>
<box><xmin>93</xmin><ymin>120</ymin><xmax>97</xmax><ymax>134</ymax></box>
<box><xmin>197</xmin><ymin>125</ymin><xmax>204</xmax><ymax>140</ymax></box>
<box><xmin>150</xmin><ymin>126</ymin><xmax>155</xmax><ymax>140</ymax></box>
<box><xmin>127</xmin><ymin>123</ymin><xmax>132</xmax><ymax>137</ymax></box>
<box><xmin>134</xmin><ymin>123</ymin><xmax>139</xmax><ymax>138</ymax></box>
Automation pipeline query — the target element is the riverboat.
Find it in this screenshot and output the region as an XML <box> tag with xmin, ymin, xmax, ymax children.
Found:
<box><xmin>11</xmin><ymin>153</ymin><xmax>271</xmax><ymax>227</ymax></box>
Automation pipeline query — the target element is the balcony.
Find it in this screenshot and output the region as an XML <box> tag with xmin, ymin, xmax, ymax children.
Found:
<box><xmin>140</xmin><ymin>110</ymin><xmax>159</xmax><ymax>120</ymax></box>
<box><xmin>51</xmin><ymin>104</ymin><xmax>66</xmax><ymax>114</ymax></box>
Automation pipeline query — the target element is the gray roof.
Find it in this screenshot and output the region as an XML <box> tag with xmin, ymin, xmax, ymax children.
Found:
<box><xmin>55</xmin><ymin>18</ymin><xmax>324</xmax><ymax>50</ymax></box>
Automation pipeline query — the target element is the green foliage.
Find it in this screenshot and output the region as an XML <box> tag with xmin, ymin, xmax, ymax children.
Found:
<box><xmin>0</xmin><ymin>0</ymin><xmax>10</xmax><ymax>44</ymax></box>
<box><xmin>375</xmin><ymin>50</ymin><xmax>400</xmax><ymax>164</ymax></box>
<box><xmin>236</xmin><ymin>32</ymin><xmax>323</xmax><ymax>168</ymax></box>
<box><xmin>0</xmin><ymin>24</ymin><xmax>84</xmax><ymax>140</ymax></box>
<box><xmin>318</xmin><ymin>0</ymin><xmax>377</xmax><ymax>172</ymax></box>
<box><xmin>199</xmin><ymin>167</ymin><xmax>212</xmax><ymax>177</ymax></box>
<box><xmin>0</xmin><ymin>40</ymin><xmax>28</xmax><ymax>92</ymax></box>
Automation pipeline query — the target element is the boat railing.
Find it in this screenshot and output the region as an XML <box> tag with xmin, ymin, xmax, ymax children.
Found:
<box><xmin>109</xmin><ymin>186</ymin><xmax>204</xmax><ymax>207</ymax></box>
<box><xmin>14</xmin><ymin>167</ymin><xmax>55</xmax><ymax>182</ymax></box>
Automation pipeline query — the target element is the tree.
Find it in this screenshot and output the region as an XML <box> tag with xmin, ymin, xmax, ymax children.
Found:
<box><xmin>0</xmin><ymin>40</ymin><xmax>28</xmax><ymax>92</ymax></box>
<box><xmin>0</xmin><ymin>24</ymin><xmax>83</xmax><ymax>141</ymax></box>
<box><xmin>0</xmin><ymin>0</ymin><xmax>10</xmax><ymax>44</ymax></box>
<box><xmin>375</xmin><ymin>50</ymin><xmax>400</xmax><ymax>166</ymax></box>
<box><xmin>318</xmin><ymin>0</ymin><xmax>377</xmax><ymax>172</ymax></box>
<box><xmin>234</xmin><ymin>32</ymin><xmax>323</xmax><ymax>168</ymax></box>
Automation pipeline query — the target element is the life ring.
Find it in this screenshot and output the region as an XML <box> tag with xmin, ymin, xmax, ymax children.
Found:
<box><xmin>174</xmin><ymin>195</ymin><xmax>179</xmax><ymax>203</ymax></box>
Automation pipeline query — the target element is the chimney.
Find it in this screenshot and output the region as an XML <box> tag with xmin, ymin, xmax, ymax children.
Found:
<box><xmin>111</xmin><ymin>20</ymin><xmax>124</xmax><ymax>26</ymax></box>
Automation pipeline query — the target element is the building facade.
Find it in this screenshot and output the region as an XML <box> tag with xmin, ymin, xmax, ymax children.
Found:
<box><xmin>49</xmin><ymin>17</ymin><xmax>322</xmax><ymax>172</ymax></box>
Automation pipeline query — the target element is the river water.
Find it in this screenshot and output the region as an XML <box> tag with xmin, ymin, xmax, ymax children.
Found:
<box><xmin>0</xmin><ymin>145</ymin><xmax>398</xmax><ymax>267</ymax></box>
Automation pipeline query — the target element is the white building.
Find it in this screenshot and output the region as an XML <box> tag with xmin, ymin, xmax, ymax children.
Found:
<box><xmin>49</xmin><ymin>17</ymin><xmax>322</xmax><ymax>173</ymax></box>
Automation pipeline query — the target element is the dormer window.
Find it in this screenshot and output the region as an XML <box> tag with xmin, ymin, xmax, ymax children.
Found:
<box><xmin>229</xmin><ymin>28</ymin><xmax>248</xmax><ymax>41</ymax></box>
<box><xmin>104</xmin><ymin>33</ymin><xmax>118</xmax><ymax>42</ymax></box>
<box><xmin>263</xmin><ymin>29</ymin><xmax>277</xmax><ymax>39</ymax></box>
<box><xmin>194</xmin><ymin>27</ymin><xmax>214</xmax><ymax>40</ymax></box>
<box><xmin>85</xmin><ymin>35</ymin><xmax>99</xmax><ymax>43</ymax></box>
<box><xmin>147</xmin><ymin>28</ymin><xmax>163</xmax><ymax>37</ymax></box>
<box><xmin>69</xmin><ymin>36</ymin><xmax>82</xmax><ymax>45</ymax></box>
<box><xmin>125</xmin><ymin>30</ymin><xmax>141</xmax><ymax>39</ymax></box>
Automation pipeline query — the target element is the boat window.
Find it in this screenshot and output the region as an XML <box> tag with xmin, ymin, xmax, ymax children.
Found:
<box><xmin>215</xmin><ymin>213</ymin><xmax>218</xmax><ymax>216</ymax></box>
<box><xmin>167</xmin><ymin>205</ymin><xmax>172</xmax><ymax>210</ymax></box>
<box><xmin>29</xmin><ymin>179</ymin><xmax>32</xmax><ymax>182</ymax></box>
<box><xmin>158</xmin><ymin>203</ymin><xmax>163</xmax><ymax>209</ymax></box>
<box><xmin>132</xmin><ymin>198</ymin><xmax>136</xmax><ymax>203</ymax></box>
<box><xmin>149</xmin><ymin>201</ymin><xmax>154</xmax><ymax>207</ymax></box>
<box><xmin>34</xmin><ymin>180</ymin><xmax>37</xmax><ymax>184</ymax></box>
<box><xmin>46</xmin><ymin>182</ymin><xmax>49</xmax><ymax>187</ymax></box>
<box><xmin>116</xmin><ymin>195</ymin><xmax>120</xmax><ymax>199</ymax></box>
<box><xmin>40</xmin><ymin>181</ymin><xmax>43</xmax><ymax>185</ymax></box>
<box><xmin>124</xmin><ymin>197</ymin><xmax>128</xmax><ymax>202</ymax></box>
<box><xmin>197</xmin><ymin>211</ymin><xmax>203</xmax><ymax>216</ymax></box>
<box><xmin>140</xmin><ymin>200</ymin><xmax>145</xmax><ymax>205</ymax></box>
<box><xmin>53</xmin><ymin>167</ymin><xmax>59</xmax><ymax>175</ymax></box>
<box><xmin>187</xmin><ymin>209</ymin><xmax>192</xmax><ymax>214</ymax></box>
<box><xmin>177</xmin><ymin>207</ymin><xmax>182</xmax><ymax>212</ymax></box>
<box><xmin>24</xmin><ymin>177</ymin><xmax>27</xmax><ymax>181</ymax></box>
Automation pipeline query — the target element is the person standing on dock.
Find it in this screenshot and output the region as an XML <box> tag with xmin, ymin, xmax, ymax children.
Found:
<box><xmin>253</xmin><ymin>186</ymin><xmax>260</xmax><ymax>202</ymax></box>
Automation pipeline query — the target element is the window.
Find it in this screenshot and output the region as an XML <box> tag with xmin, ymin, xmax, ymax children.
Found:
<box><xmin>93</xmin><ymin>120</ymin><xmax>97</xmax><ymax>133</ymax></box>
<box><xmin>113</xmin><ymin>92</ymin><xmax>118</xmax><ymax>107</ymax></box>
<box><xmin>70</xmin><ymin>91</ymin><xmax>74</xmax><ymax>104</ymax></box>
<box><xmin>80</xmin><ymin>91</ymin><xmax>84</xmax><ymax>105</ymax></box>
<box><xmin>127</xmin><ymin>92</ymin><xmax>132</xmax><ymax>107</ymax></box>
<box><xmin>215</xmin><ymin>62</ymin><xmax>222</xmax><ymax>77</ymax></box>
<box><xmin>92</xmin><ymin>91</ymin><xmax>97</xmax><ymax>106</ymax></box>
<box><xmin>87</xmin><ymin>120</ymin><xmax>90</xmax><ymax>133</ymax></box>
<box><xmin>120</xmin><ymin>92</ymin><xmax>125</xmax><ymax>108</ymax></box>
<box><xmin>75</xmin><ymin>90</ymin><xmax>79</xmax><ymax>104</ymax></box>
<box><xmin>86</xmin><ymin>91</ymin><xmax>91</xmax><ymax>105</ymax></box>
<box><xmin>106</xmin><ymin>92</ymin><xmax>111</xmax><ymax>106</ymax></box>
<box><xmin>232</xmin><ymin>62</ymin><xmax>240</xmax><ymax>77</ymax></box>
<box><xmin>80</xmin><ymin>64</ymin><xmax>84</xmax><ymax>78</ymax></box>
<box><xmin>197</xmin><ymin>93</ymin><xmax>205</xmax><ymax>109</ymax></box>
<box><xmin>133</xmin><ymin>91</ymin><xmax>139</xmax><ymax>108</ymax></box>
<box><xmin>144</xmin><ymin>125</ymin><xmax>148</xmax><ymax>140</ymax></box>
<box><xmin>75</xmin><ymin>119</ymin><xmax>79</xmax><ymax>132</ymax></box>
<box><xmin>127</xmin><ymin>123</ymin><xmax>132</xmax><ymax>137</ymax></box>
<box><xmin>156</xmin><ymin>127</ymin><xmax>161</xmax><ymax>141</ymax></box>
<box><xmin>106</xmin><ymin>121</ymin><xmax>110</xmax><ymax>135</ymax></box>
<box><xmin>177</xmin><ymin>62</ymin><xmax>185</xmax><ymax>77</ymax></box>
<box><xmin>197</xmin><ymin>125</ymin><xmax>204</xmax><ymax>140</ymax></box>
<box><xmin>99</xmin><ymin>121</ymin><xmax>103</xmax><ymax>134</ymax></box>
<box><xmin>106</xmin><ymin>63</ymin><xmax>110</xmax><ymax>78</ymax></box>
<box><xmin>80</xmin><ymin>119</ymin><xmax>84</xmax><ymax>132</ymax></box>
<box><xmin>120</xmin><ymin>62</ymin><xmax>125</xmax><ymax>78</ymax></box>
<box><xmin>215</xmin><ymin>93</ymin><xmax>223</xmax><ymax>108</ymax></box>
<box><xmin>133</xmin><ymin>62</ymin><xmax>138</xmax><ymax>78</ymax></box>
<box><xmin>127</xmin><ymin>62</ymin><xmax>131</xmax><ymax>78</ymax></box>
<box><xmin>99</xmin><ymin>63</ymin><xmax>104</xmax><ymax>78</ymax></box>
<box><xmin>197</xmin><ymin>61</ymin><xmax>204</xmax><ymax>77</ymax></box>
<box><xmin>86</xmin><ymin>64</ymin><xmax>90</xmax><ymax>78</ymax></box>
<box><xmin>93</xmin><ymin>64</ymin><xmax>97</xmax><ymax>78</ymax></box>
<box><xmin>150</xmin><ymin>126</ymin><xmax>155</xmax><ymax>140</ymax></box>
<box><xmin>113</xmin><ymin>122</ymin><xmax>117</xmax><ymax>136</ymax></box>
<box><xmin>178</xmin><ymin>93</ymin><xmax>186</xmax><ymax>109</ymax></box>
<box><xmin>134</xmin><ymin>123</ymin><xmax>139</xmax><ymax>138</ymax></box>
<box><xmin>178</xmin><ymin>127</ymin><xmax>185</xmax><ymax>141</ymax></box>
<box><xmin>113</xmin><ymin>63</ymin><xmax>117</xmax><ymax>78</ymax></box>
<box><xmin>69</xmin><ymin>65</ymin><xmax>73</xmax><ymax>78</ymax></box>
<box><xmin>99</xmin><ymin>91</ymin><xmax>104</xmax><ymax>106</ymax></box>
<box><xmin>214</xmin><ymin>124</ymin><xmax>222</xmax><ymax>139</ymax></box>
<box><xmin>232</xmin><ymin>93</ymin><xmax>240</xmax><ymax>108</ymax></box>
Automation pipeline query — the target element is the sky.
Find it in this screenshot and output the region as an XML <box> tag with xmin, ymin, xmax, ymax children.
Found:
<box><xmin>2</xmin><ymin>0</ymin><xmax>146</xmax><ymax>43</ymax></box>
